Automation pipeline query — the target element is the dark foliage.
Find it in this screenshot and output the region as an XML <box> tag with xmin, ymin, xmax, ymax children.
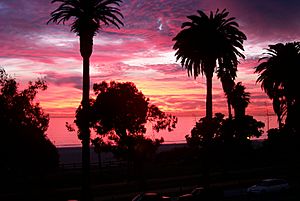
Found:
<box><xmin>255</xmin><ymin>42</ymin><xmax>300</xmax><ymax>132</ymax></box>
<box><xmin>75</xmin><ymin>81</ymin><xmax>177</xmax><ymax>161</ymax></box>
<box><xmin>48</xmin><ymin>0</ymin><xmax>123</xmax><ymax>36</ymax></box>
<box><xmin>172</xmin><ymin>8</ymin><xmax>246</xmax><ymax>78</ymax></box>
<box><xmin>0</xmin><ymin>68</ymin><xmax>59</xmax><ymax>175</ymax></box>
<box><xmin>229</xmin><ymin>82</ymin><xmax>250</xmax><ymax>118</ymax></box>
<box><xmin>264</xmin><ymin>128</ymin><xmax>300</xmax><ymax>153</ymax></box>
<box><xmin>186</xmin><ymin>113</ymin><xmax>265</xmax><ymax>151</ymax></box>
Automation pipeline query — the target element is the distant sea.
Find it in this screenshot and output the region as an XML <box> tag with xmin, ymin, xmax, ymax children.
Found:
<box><xmin>47</xmin><ymin>116</ymin><xmax>277</xmax><ymax>148</ymax></box>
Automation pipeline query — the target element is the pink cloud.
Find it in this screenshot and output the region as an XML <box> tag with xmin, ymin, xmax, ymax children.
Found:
<box><xmin>1</xmin><ymin>0</ymin><xmax>299</xmax><ymax>119</ymax></box>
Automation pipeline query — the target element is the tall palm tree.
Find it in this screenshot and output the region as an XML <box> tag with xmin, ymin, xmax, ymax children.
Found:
<box><xmin>173</xmin><ymin>8</ymin><xmax>246</xmax><ymax>119</ymax></box>
<box><xmin>229</xmin><ymin>82</ymin><xmax>250</xmax><ymax>118</ymax></box>
<box><xmin>255</xmin><ymin>42</ymin><xmax>300</xmax><ymax>129</ymax></box>
<box><xmin>47</xmin><ymin>1</ymin><xmax>123</xmax><ymax>200</ymax></box>
<box><xmin>217</xmin><ymin>60</ymin><xmax>236</xmax><ymax>119</ymax></box>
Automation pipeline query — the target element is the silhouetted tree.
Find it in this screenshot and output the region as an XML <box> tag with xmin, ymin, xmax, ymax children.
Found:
<box><xmin>225</xmin><ymin>116</ymin><xmax>264</xmax><ymax>143</ymax></box>
<box><xmin>229</xmin><ymin>82</ymin><xmax>250</xmax><ymax>118</ymax></box>
<box><xmin>173</xmin><ymin>9</ymin><xmax>247</xmax><ymax>186</ymax></box>
<box><xmin>217</xmin><ymin>66</ymin><xmax>236</xmax><ymax>119</ymax></box>
<box><xmin>48</xmin><ymin>1</ymin><xmax>123</xmax><ymax>200</ymax></box>
<box><xmin>86</xmin><ymin>81</ymin><xmax>177</xmax><ymax>153</ymax></box>
<box><xmin>187</xmin><ymin>113</ymin><xmax>264</xmax><ymax>149</ymax></box>
<box><xmin>173</xmin><ymin>8</ymin><xmax>246</xmax><ymax>120</ymax></box>
<box><xmin>0</xmin><ymin>68</ymin><xmax>59</xmax><ymax>176</ymax></box>
<box><xmin>80</xmin><ymin>81</ymin><xmax>176</xmax><ymax>187</ymax></box>
<box><xmin>186</xmin><ymin>113</ymin><xmax>224</xmax><ymax>150</ymax></box>
<box><xmin>255</xmin><ymin>42</ymin><xmax>300</xmax><ymax>132</ymax></box>
<box><xmin>186</xmin><ymin>113</ymin><xmax>264</xmax><ymax>187</ymax></box>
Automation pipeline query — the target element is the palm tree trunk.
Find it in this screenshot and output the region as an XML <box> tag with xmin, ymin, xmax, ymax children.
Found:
<box><xmin>227</xmin><ymin>99</ymin><xmax>232</xmax><ymax>119</ymax></box>
<box><xmin>79</xmin><ymin>31</ymin><xmax>93</xmax><ymax>201</ymax></box>
<box><xmin>203</xmin><ymin>71</ymin><xmax>213</xmax><ymax>189</ymax></box>
<box><xmin>81</xmin><ymin>56</ymin><xmax>92</xmax><ymax>201</ymax></box>
<box><xmin>206</xmin><ymin>74</ymin><xmax>213</xmax><ymax>119</ymax></box>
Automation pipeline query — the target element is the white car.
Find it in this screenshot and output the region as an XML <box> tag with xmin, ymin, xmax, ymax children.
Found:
<box><xmin>246</xmin><ymin>178</ymin><xmax>289</xmax><ymax>195</ymax></box>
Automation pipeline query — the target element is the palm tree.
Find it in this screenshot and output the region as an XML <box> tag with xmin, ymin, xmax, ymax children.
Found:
<box><xmin>229</xmin><ymin>82</ymin><xmax>250</xmax><ymax>118</ymax></box>
<box><xmin>255</xmin><ymin>42</ymin><xmax>300</xmax><ymax>129</ymax></box>
<box><xmin>172</xmin><ymin>8</ymin><xmax>246</xmax><ymax>119</ymax></box>
<box><xmin>217</xmin><ymin>61</ymin><xmax>236</xmax><ymax>119</ymax></box>
<box><xmin>47</xmin><ymin>1</ymin><xmax>123</xmax><ymax>200</ymax></box>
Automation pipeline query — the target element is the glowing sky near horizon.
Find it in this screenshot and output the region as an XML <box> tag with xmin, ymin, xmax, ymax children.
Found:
<box><xmin>1</xmin><ymin>0</ymin><xmax>300</xmax><ymax>118</ymax></box>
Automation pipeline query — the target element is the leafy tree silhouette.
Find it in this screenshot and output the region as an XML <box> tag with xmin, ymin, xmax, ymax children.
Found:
<box><xmin>0</xmin><ymin>68</ymin><xmax>59</xmax><ymax>177</ymax></box>
<box><xmin>186</xmin><ymin>113</ymin><xmax>264</xmax><ymax>151</ymax></box>
<box><xmin>75</xmin><ymin>81</ymin><xmax>177</xmax><ymax>187</ymax></box>
<box><xmin>47</xmin><ymin>1</ymin><xmax>123</xmax><ymax>200</ymax></box>
<box><xmin>255</xmin><ymin>42</ymin><xmax>300</xmax><ymax>133</ymax></box>
<box><xmin>229</xmin><ymin>82</ymin><xmax>250</xmax><ymax>119</ymax></box>
<box><xmin>172</xmin><ymin>8</ymin><xmax>246</xmax><ymax>120</ymax></box>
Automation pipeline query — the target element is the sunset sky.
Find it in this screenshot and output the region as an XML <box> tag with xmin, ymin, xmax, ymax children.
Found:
<box><xmin>1</xmin><ymin>0</ymin><xmax>300</xmax><ymax>118</ymax></box>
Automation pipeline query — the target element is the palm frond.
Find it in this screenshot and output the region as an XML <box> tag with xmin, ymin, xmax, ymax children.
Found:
<box><xmin>173</xmin><ymin>8</ymin><xmax>246</xmax><ymax>79</ymax></box>
<box><xmin>48</xmin><ymin>0</ymin><xmax>123</xmax><ymax>35</ymax></box>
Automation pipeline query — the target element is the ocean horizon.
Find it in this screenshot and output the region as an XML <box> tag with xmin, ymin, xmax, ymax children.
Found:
<box><xmin>47</xmin><ymin>115</ymin><xmax>277</xmax><ymax>148</ymax></box>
